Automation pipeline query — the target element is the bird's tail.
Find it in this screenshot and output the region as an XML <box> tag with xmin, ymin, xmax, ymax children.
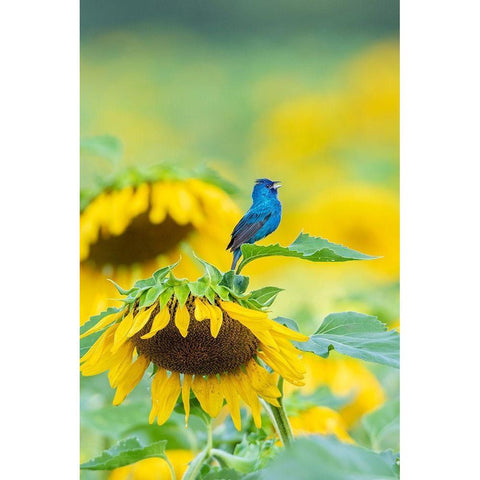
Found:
<box><xmin>231</xmin><ymin>249</ymin><xmax>242</xmax><ymax>271</ymax></box>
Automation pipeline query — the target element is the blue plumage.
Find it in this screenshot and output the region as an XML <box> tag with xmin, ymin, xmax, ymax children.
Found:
<box><xmin>227</xmin><ymin>178</ymin><xmax>282</xmax><ymax>270</ymax></box>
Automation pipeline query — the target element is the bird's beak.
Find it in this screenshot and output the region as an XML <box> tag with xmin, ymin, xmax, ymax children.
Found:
<box><xmin>272</xmin><ymin>181</ymin><xmax>282</xmax><ymax>190</ymax></box>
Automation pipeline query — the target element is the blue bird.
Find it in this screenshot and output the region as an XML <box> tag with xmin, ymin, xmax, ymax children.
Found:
<box><xmin>227</xmin><ymin>178</ymin><xmax>282</xmax><ymax>271</ymax></box>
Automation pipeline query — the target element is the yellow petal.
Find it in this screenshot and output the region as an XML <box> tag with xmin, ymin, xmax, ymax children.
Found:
<box><xmin>192</xmin><ymin>375</ymin><xmax>224</xmax><ymax>418</ymax></box>
<box><xmin>152</xmin><ymin>372</ymin><xmax>181</xmax><ymax>425</ymax></box>
<box><xmin>141</xmin><ymin>307</ymin><xmax>171</xmax><ymax>339</ymax></box>
<box><xmin>113</xmin><ymin>355</ymin><xmax>150</xmax><ymax>405</ymax></box>
<box><xmin>271</xmin><ymin>322</ymin><xmax>309</xmax><ymax>342</ymax></box>
<box><xmin>149</xmin><ymin>182</ymin><xmax>169</xmax><ymax>224</ymax></box>
<box><xmin>174</xmin><ymin>304</ymin><xmax>190</xmax><ymax>338</ymax></box>
<box><xmin>128</xmin><ymin>304</ymin><xmax>156</xmax><ymax>338</ymax></box>
<box><xmin>182</xmin><ymin>374</ymin><xmax>193</xmax><ymax>427</ymax></box>
<box><xmin>194</xmin><ymin>298</ymin><xmax>209</xmax><ymax>321</ymax></box>
<box><xmin>258</xmin><ymin>345</ymin><xmax>305</xmax><ymax>387</ymax></box>
<box><xmin>107</xmin><ymin>342</ymin><xmax>136</xmax><ymax>387</ymax></box>
<box><xmin>167</xmin><ymin>184</ymin><xmax>194</xmax><ymax>225</ymax></box>
<box><xmin>245</xmin><ymin>360</ymin><xmax>281</xmax><ymax>406</ymax></box>
<box><xmin>80</xmin><ymin>323</ymin><xmax>117</xmax><ymax>366</ymax></box>
<box><xmin>232</xmin><ymin>371</ymin><xmax>262</xmax><ymax>429</ymax></box>
<box><xmin>220</xmin><ymin>301</ymin><xmax>269</xmax><ymax>321</ymax></box>
<box><xmin>112</xmin><ymin>310</ymin><xmax>134</xmax><ymax>352</ymax></box>
<box><xmin>205</xmin><ymin>302</ymin><xmax>223</xmax><ymax>338</ymax></box>
<box><xmin>220</xmin><ymin>375</ymin><xmax>242</xmax><ymax>430</ymax></box>
<box><xmin>80</xmin><ymin>309</ymin><xmax>124</xmax><ymax>339</ymax></box>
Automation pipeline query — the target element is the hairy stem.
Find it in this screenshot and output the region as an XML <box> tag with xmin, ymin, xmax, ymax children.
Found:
<box><xmin>265</xmin><ymin>377</ymin><xmax>294</xmax><ymax>446</ymax></box>
<box><xmin>182</xmin><ymin>419</ymin><xmax>213</xmax><ymax>480</ymax></box>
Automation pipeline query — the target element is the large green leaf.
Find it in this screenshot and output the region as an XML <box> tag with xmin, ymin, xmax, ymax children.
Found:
<box><xmin>297</xmin><ymin>312</ymin><xmax>399</xmax><ymax>368</ymax></box>
<box><xmin>353</xmin><ymin>400</ymin><xmax>400</xmax><ymax>452</ymax></box>
<box><xmin>80</xmin><ymin>437</ymin><xmax>167</xmax><ymax>470</ymax></box>
<box><xmin>259</xmin><ymin>436</ymin><xmax>399</xmax><ymax>480</ymax></box>
<box><xmin>236</xmin><ymin>233</ymin><xmax>377</xmax><ymax>273</ymax></box>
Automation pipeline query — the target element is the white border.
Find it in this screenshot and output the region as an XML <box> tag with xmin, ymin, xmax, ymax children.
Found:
<box><xmin>1</xmin><ymin>1</ymin><xmax>79</xmax><ymax>477</ymax></box>
<box><xmin>401</xmin><ymin>0</ymin><xmax>480</xmax><ymax>477</ymax></box>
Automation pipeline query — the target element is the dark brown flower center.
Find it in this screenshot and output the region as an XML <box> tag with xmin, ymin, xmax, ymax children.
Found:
<box><xmin>131</xmin><ymin>297</ymin><xmax>260</xmax><ymax>375</ymax></box>
<box><xmin>85</xmin><ymin>212</ymin><xmax>194</xmax><ymax>267</ymax></box>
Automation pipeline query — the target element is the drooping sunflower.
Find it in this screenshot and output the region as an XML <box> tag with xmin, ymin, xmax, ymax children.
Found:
<box><xmin>80</xmin><ymin>261</ymin><xmax>308</xmax><ymax>430</ymax></box>
<box><xmin>80</xmin><ymin>165</ymin><xmax>240</xmax><ymax>325</ymax></box>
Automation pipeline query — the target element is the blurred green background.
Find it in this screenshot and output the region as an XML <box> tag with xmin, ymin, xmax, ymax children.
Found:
<box><xmin>81</xmin><ymin>1</ymin><xmax>399</xmax><ymax>477</ymax></box>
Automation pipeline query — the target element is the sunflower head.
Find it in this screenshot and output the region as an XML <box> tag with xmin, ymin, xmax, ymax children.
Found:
<box><xmin>80</xmin><ymin>164</ymin><xmax>239</xmax><ymax>268</ymax></box>
<box><xmin>80</xmin><ymin>259</ymin><xmax>308</xmax><ymax>430</ymax></box>
<box><xmin>80</xmin><ymin>164</ymin><xmax>241</xmax><ymax>325</ymax></box>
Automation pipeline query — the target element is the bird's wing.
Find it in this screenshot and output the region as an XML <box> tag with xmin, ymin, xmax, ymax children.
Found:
<box><xmin>227</xmin><ymin>210</ymin><xmax>272</xmax><ymax>252</ymax></box>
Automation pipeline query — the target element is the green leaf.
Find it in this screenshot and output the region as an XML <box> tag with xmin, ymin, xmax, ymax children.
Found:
<box><xmin>258</xmin><ymin>436</ymin><xmax>399</xmax><ymax>480</ymax></box>
<box><xmin>80</xmin><ymin>437</ymin><xmax>167</xmax><ymax>470</ymax></box>
<box><xmin>248</xmin><ymin>287</ymin><xmax>283</xmax><ymax>308</ymax></box>
<box><xmin>236</xmin><ymin>232</ymin><xmax>377</xmax><ymax>273</ymax></box>
<box><xmin>297</xmin><ymin>312</ymin><xmax>399</xmax><ymax>368</ymax></box>
<box><xmin>353</xmin><ymin>399</ymin><xmax>400</xmax><ymax>453</ymax></box>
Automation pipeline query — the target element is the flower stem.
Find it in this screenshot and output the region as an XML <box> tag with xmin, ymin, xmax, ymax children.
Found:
<box><xmin>182</xmin><ymin>419</ymin><xmax>213</xmax><ymax>480</ymax></box>
<box><xmin>164</xmin><ymin>455</ymin><xmax>177</xmax><ymax>480</ymax></box>
<box><xmin>266</xmin><ymin>377</ymin><xmax>294</xmax><ymax>446</ymax></box>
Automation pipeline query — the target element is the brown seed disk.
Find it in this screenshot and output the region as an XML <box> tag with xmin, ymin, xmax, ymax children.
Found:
<box><xmin>131</xmin><ymin>296</ymin><xmax>260</xmax><ymax>375</ymax></box>
<box><xmin>85</xmin><ymin>211</ymin><xmax>194</xmax><ymax>266</ymax></box>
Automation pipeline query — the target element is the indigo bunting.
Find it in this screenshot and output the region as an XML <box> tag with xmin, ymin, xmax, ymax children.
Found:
<box><xmin>227</xmin><ymin>178</ymin><xmax>282</xmax><ymax>270</ymax></box>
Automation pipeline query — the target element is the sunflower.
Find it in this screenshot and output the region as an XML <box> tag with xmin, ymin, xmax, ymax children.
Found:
<box><xmin>109</xmin><ymin>450</ymin><xmax>194</xmax><ymax>480</ymax></box>
<box><xmin>80</xmin><ymin>167</ymin><xmax>240</xmax><ymax>325</ymax></box>
<box><xmin>80</xmin><ymin>263</ymin><xmax>308</xmax><ymax>430</ymax></box>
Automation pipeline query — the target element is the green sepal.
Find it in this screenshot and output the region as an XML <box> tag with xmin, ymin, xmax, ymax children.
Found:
<box><xmin>174</xmin><ymin>283</ymin><xmax>191</xmax><ymax>307</ymax></box>
<box><xmin>152</xmin><ymin>261</ymin><xmax>179</xmax><ymax>282</ymax></box>
<box><xmin>204</xmin><ymin>286</ymin><xmax>217</xmax><ymax>304</ymax></box>
<box><xmin>158</xmin><ymin>287</ymin><xmax>174</xmax><ymax>309</ymax></box>
<box><xmin>188</xmin><ymin>276</ymin><xmax>210</xmax><ymax>297</ymax></box>
<box><xmin>247</xmin><ymin>287</ymin><xmax>283</xmax><ymax>308</ymax></box>
<box><xmin>142</xmin><ymin>284</ymin><xmax>165</xmax><ymax>308</ymax></box>
<box><xmin>107</xmin><ymin>279</ymin><xmax>135</xmax><ymax>296</ymax></box>
<box><xmin>211</xmin><ymin>284</ymin><xmax>231</xmax><ymax>301</ymax></box>
<box><xmin>194</xmin><ymin>255</ymin><xmax>223</xmax><ymax>283</ymax></box>
<box><xmin>219</xmin><ymin>270</ymin><xmax>250</xmax><ymax>295</ymax></box>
